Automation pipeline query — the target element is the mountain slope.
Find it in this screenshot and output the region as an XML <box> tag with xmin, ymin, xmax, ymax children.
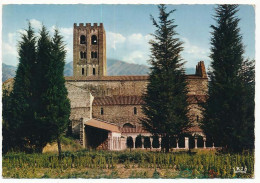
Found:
<box><xmin>2</xmin><ymin>59</ymin><xmax>195</xmax><ymax>81</ymax></box>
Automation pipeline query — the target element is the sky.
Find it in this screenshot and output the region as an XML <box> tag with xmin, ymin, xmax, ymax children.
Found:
<box><xmin>2</xmin><ymin>4</ymin><xmax>255</xmax><ymax>69</ymax></box>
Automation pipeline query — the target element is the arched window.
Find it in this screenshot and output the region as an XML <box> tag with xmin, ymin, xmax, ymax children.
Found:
<box><xmin>80</xmin><ymin>51</ymin><xmax>86</xmax><ymax>59</ymax></box>
<box><xmin>93</xmin><ymin>68</ymin><xmax>96</xmax><ymax>75</ymax></box>
<box><xmin>91</xmin><ymin>35</ymin><xmax>97</xmax><ymax>45</ymax></box>
<box><xmin>80</xmin><ymin>35</ymin><xmax>86</xmax><ymax>44</ymax></box>
<box><xmin>123</xmin><ymin>123</ymin><xmax>134</xmax><ymax>128</ymax></box>
<box><xmin>196</xmin><ymin>115</ymin><xmax>199</xmax><ymax>122</ymax></box>
<box><xmin>134</xmin><ymin>107</ymin><xmax>137</xmax><ymax>115</ymax></box>
<box><xmin>82</xmin><ymin>68</ymin><xmax>84</xmax><ymax>75</ymax></box>
<box><xmin>100</xmin><ymin>107</ymin><xmax>104</xmax><ymax>115</ymax></box>
<box><xmin>91</xmin><ymin>52</ymin><xmax>98</xmax><ymax>58</ymax></box>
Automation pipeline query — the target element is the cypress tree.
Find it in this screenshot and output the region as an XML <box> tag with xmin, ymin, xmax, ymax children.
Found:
<box><xmin>141</xmin><ymin>5</ymin><xmax>190</xmax><ymax>153</ymax></box>
<box><xmin>2</xmin><ymin>23</ymin><xmax>37</xmax><ymax>152</ymax></box>
<box><xmin>44</xmin><ymin>28</ymin><xmax>71</xmax><ymax>157</ymax></box>
<box><xmin>32</xmin><ymin>25</ymin><xmax>54</xmax><ymax>152</ymax></box>
<box><xmin>201</xmin><ymin>5</ymin><xmax>254</xmax><ymax>152</ymax></box>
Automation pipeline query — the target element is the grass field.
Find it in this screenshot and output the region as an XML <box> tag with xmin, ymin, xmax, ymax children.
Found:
<box><xmin>2</xmin><ymin>149</ymin><xmax>254</xmax><ymax>178</ymax></box>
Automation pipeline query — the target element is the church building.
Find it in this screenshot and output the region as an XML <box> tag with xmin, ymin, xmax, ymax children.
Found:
<box><xmin>65</xmin><ymin>23</ymin><xmax>210</xmax><ymax>150</ymax></box>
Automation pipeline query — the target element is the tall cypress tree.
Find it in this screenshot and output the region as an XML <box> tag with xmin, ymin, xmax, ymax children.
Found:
<box><xmin>44</xmin><ymin>29</ymin><xmax>71</xmax><ymax>157</ymax></box>
<box><xmin>201</xmin><ymin>5</ymin><xmax>254</xmax><ymax>152</ymax></box>
<box><xmin>2</xmin><ymin>23</ymin><xmax>37</xmax><ymax>152</ymax></box>
<box><xmin>141</xmin><ymin>5</ymin><xmax>190</xmax><ymax>153</ymax></box>
<box><xmin>31</xmin><ymin>25</ymin><xmax>54</xmax><ymax>152</ymax></box>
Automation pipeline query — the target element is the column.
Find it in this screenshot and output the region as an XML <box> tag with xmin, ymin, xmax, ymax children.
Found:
<box><xmin>142</xmin><ymin>137</ymin><xmax>144</xmax><ymax>149</ymax></box>
<box><xmin>185</xmin><ymin>137</ymin><xmax>189</xmax><ymax>149</ymax></box>
<box><xmin>133</xmin><ymin>136</ymin><xmax>136</xmax><ymax>149</ymax></box>
<box><xmin>176</xmin><ymin>139</ymin><xmax>179</xmax><ymax>149</ymax></box>
<box><xmin>203</xmin><ymin>137</ymin><xmax>206</xmax><ymax>149</ymax></box>
<box><xmin>212</xmin><ymin>142</ymin><xmax>215</xmax><ymax>149</ymax></box>
<box><xmin>195</xmin><ymin>137</ymin><xmax>198</xmax><ymax>149</ymax></box>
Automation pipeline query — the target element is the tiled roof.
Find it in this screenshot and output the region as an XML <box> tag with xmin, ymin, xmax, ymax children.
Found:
<box><xmin>93</xmin><ymin>95</ymin><xmax>206</xmax><ymax>106</ymax></box>
<box><xmin>65</xmin><ymin>74</ymin><xmax>207</xmax><ymax>82</ymax></box>
<box><xmin>121</xmin><ymin>127</ymin><xmax>149</xmax><ymax>133</ymax></box>
<box><xmin>84</xmin><ymin>118</ymin><xmax>120</xmax><ymax>132</ymax></box>
<box><xmin>186</xmin><ymin>126</ymin><xmax>203</xmax><ymax>132</ymax></box>
<box><xmin>93</xmin><ymin>95</ymin><xmax>145</xmax><ymax>106</ymax></box>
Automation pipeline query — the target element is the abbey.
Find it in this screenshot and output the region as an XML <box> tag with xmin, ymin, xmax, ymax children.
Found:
<box><xmin>66</xmin><ymin>23</ymin><xmax>209</xmax><ymax>150</ymax></box>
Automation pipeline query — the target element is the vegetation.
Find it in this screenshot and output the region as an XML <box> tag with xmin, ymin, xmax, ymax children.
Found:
<box><xmin>201</xmin><ymin>5</ymin><xmax>255</xmax><ymax>152</ymax></box>
<box><xmin>141</xmin><ymin>4</ymin><xmax>190</xmax><ymax>153</ymax></box>
<box><xmin>2</xmin><ymin>150</ymin><xmax>254</xmax><ymax>178</ymax></box>
<box><xmin>2</xmin><ymin>22</ymin><xmax>70</xmax><ymax>155</ymax></box>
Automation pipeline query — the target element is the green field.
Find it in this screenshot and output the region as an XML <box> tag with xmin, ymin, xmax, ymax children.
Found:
<box><xmin>2</xmin><ymin>149</ymin><xmax>254</xmax><ymax>178</ymax></box>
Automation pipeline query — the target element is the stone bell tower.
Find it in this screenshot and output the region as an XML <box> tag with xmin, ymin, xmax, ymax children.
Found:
<box><xmin>73</xmin><ymin>23</ymin><xmax>107</xmax><ymax>77</ymax></box>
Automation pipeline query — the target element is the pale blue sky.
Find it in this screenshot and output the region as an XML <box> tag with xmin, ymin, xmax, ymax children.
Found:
<box><xmin>2</xmin><ymin>4</ymin><xmax>255</xmax><ymax>69</ymax></box>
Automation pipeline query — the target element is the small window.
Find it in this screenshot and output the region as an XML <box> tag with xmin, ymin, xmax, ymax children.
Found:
<box><xmin>91</xmin><ymin>52</ymin><xmax>98</xmax><ymax>58</ymax></box>
<box><xmin>91</xmin><ymin>35</ymin><xmax>97</xmax><ymax>45</ymax></box>
<box><xmin>196</xmin><ymin>115</ymin><xmax>199</xmax><ymax>122</ymax></box>
<box><xmin>134</xmin><ymin>107</ymin><xmax>137</xmax><ymax>115</ymax></box>
<box><xmin>80</xmin><ymin>35</ymin><xmax>86</xmax><ymax>44</ymax></box>
<box><xmin>93</xmin><ymin>68</ymin><xmax>96</xmax><ymax>75</ymax></box>
<box><xmin>80</xmin><ymin>51</ymin><xmax>86</xmax><ymax>59</ymax></box>
<box><xmin>82</xmin><ymin>68</ymin><xmax>84</xmax><ymax>75</ymax></box>
<box><xmin>101</xmin><ymin>107</ymin><xmax>104</xmax><ymax>115</ymax></box>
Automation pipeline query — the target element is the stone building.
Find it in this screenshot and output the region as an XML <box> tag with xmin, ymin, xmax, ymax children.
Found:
<box><xmin>66</xmin><ymin>23</ymin><xmax>210</xmax><ymax>151</ymax></box>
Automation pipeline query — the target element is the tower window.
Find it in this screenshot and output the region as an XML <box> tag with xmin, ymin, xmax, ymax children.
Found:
<box><xmin>93</xmin><ymin>68</ymin><xmax>96</xmax><ymax>75</ymax></box>
<box><xmin>80</xmin><ymin>35</ymin><xmax>86</xmax><ymax>44</ymax></box>
<box><xmin>134</xmin><ymin>107</ymin><xmax>137</xmax><ymax>115</ymax></box>
<box><xmin>91</xmin><ymin>52</ymin><xmax>98</xmax><ymax>58</ymax></box>
<box><xmin>91</xmin><ymin>35</ymin><xmax>97</xmax><ymax>45</ymax></box>
<box><xmin>82</xmin><ymin>68</ymin><xmax>84</xmax><ymax>75</ymax></box>
<box><xmin>100</xmin><ymin>107</ymin><xmax>104</xmax><ymax>115</ymax></box>
<box><xmin>80</xmin><ymin>51</ymin><xmax>86</xmax><ymax>59</ymax></box>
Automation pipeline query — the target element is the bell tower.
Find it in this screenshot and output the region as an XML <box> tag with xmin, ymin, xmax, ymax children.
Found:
<box><xmin>73</xmin><ymin>23</ymin><xmax>107</xmax><ymax>77</ymax></box>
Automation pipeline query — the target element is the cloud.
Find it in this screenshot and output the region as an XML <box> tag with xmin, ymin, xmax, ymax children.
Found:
<box><xmin>107</xmin><ymin>32</ymin><xmax>126</xmax><ymax>50</ymax></box>
<box><xmin>122</xmin><ymin>51</ymin><xmax>148</xmax><ymax>65</ymax></box>
<box><xmin>30</xmin><ymin>19</ymin><xmax>42</xmax><ymax>30</ymax></box>
<box><xmin>181</xmin><ymin>37</ymin><xmax>210</xmax><ymax>67</ymax></box>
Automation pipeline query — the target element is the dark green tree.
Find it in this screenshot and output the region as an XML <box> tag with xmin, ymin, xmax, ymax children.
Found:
<box><xmin>44</xmin><ymin>29</ymin><xmax>71</xmax><ymax>157</ymax></box>
<box><xmin>201</xmin><ymin>5</ymin><xmax>254</xmax><ymax>152</ymax></box>
<box><xmin>141</xmin><ymin>4</ymin><xmax>190</xmax><ymax>152</ymax></box>
<box><xmin>2</xmin><ymin>23</ymin><xmax>37</xmax><ymax>152</ymax></box>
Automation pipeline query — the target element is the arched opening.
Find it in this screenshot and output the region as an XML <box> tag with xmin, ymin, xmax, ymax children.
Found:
<box><xmin>123</xmin><ymin>123</ymin><xmax>134</xmax><ymax>128</ymax></box>
<box><xmin>80</xmin><ymin>35</ymin><xmax>86</xmax><ymax>44</ymax></box>
<box><xmin>93</xmin><ymin>68</ymin><xmax>96</xmax><ymax>75</ymax></box>
<box><xmin>100</xmin><ymin>107</ymin><xmax>104</xmax><ymax>115</ymax></box>
<box><xmin>134</xmin><ymin>107</ymin><xmax>137</xmax><ymax>115</ymax></box>
<box><xmin>82</xmin><ymin>68</ymin><xmax>84</xmax><ymax>75</ymax></box>
<box><xmin>80</xmin><ymin>51</ymin><xmax>86</xmax><ymax>59</ymax></box>
<box><xmin>91</xmin><ymin>35</ymin><xmax>97</xmax><ymax>45</ymax></box>
<box><xmin>91</xmin><ymin>52</ymin><xmax>98</xmax><ymax>58</ymax></box>
<box><xmin>126</xmin><ymin>137</ymin><xmax>133</xmax><ymax>149</ymax></box>
<box><xmin>144</xmin><ymin>137</ymin><xmax>151</xmax><ymax>149</ymax></box>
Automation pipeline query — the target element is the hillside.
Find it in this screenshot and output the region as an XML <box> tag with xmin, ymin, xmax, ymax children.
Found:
<box><xmin>2</xmin><ymin>59</ymin><xmax>195</xmax><ymax>82</ymax></box>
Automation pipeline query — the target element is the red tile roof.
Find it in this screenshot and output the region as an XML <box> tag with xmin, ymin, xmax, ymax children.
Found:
<box><xmin>65</xmin><ymin>74</ymin><xmax>207</xmax><ymax>82</ymax></box>
<box><xmin>121</xmin><ymin>127</ymin><xmax>149</xmax><ymax>133</ymax></box>
<box><xmin>85</xmin><ymin>118</ymin><xmax>120</xmax><ymax>132</ymax></box>
<box><xmin>186</xmin><ymin>126</ymin><xmax>203</xmax><ymax>132</ymax></box>
<box><xmin>92</xmin><ymin>95</ymin><xmax>206</xmax><ymax>106</ymax></box>
<box><xmin>93</xmin><ymin>95</ymin><xmax>145</xmax><ymax>106</ymax></box>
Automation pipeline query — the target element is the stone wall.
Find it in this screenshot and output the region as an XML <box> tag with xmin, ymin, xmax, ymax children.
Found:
<box><xmin>92</xmin><ymin>105</ymin><xmax>144</xmax><ymax>127</ymax></box>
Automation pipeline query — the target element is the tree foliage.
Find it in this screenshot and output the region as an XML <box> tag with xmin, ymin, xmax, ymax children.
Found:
<box><xmin>200</xmin><ymin>5</ymin><xmax>255</xmax><ymax>152</ymax></box>
<box><xmin>141</xmin><ymin>4</ymin><xmax>190</xmax><ymax>152</ymax></box>
<box><xmin>2</xmin><ymin>23</ymin><xmax>71</xmax><ymax>154</ymax></box>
